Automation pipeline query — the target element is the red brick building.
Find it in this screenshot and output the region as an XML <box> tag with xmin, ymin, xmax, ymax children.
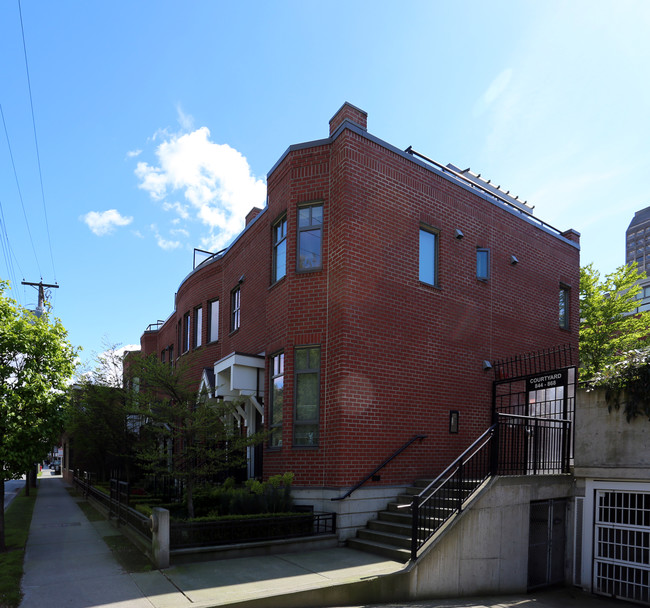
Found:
<box><xmin>131</xmin><ymin>102</ymin><xmax>580</xmax><ymax>537</ymax></box>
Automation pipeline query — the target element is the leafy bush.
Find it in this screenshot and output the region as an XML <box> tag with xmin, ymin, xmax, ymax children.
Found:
<box><xmin>588</xmin><ymin>348</ymin><xmax>650</xmax><ymax>421</ymax></box>
<box><xmin>183</xmin><ymin>473</ymin><xmax>294</xmax><ymax>519</ymax></box>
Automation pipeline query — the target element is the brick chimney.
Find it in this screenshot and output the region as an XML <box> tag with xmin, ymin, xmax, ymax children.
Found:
<box><xmin>245</xmin><ymin>207</ymin><xmax>263</xmax><ymax>226</ymax></box>
<box><xmin>329</xmin><ymin>102</ymin><xmax>368</xmax><ymax>136</ymax></box>
<box><xmin>561</xmin><ymin>228</ymin><xmax>581</xmax><ymax>244</ymax></box>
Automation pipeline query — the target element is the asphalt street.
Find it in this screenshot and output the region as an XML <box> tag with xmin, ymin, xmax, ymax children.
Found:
<box><xmin>3</xmin><ymin>476</ymin><xmax>26</xmax><ymax>510</ymax></box>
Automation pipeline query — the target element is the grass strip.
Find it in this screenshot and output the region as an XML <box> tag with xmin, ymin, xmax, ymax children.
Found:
<box><xmin>0</xmin><ymin>486</ymin><xmax>38</xmax><ymax>608</ymax></box>
<box><xmin>103</xmin><ymin>535</ymin><xmax>152</xmax><ymax>573</ymax></box>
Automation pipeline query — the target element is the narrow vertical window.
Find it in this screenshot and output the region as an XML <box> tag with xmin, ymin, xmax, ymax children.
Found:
<box><xmin>476</xmin><ymin>248</ymin><xmax>490</xmax><ymax>280</ymax></box>
<box><xmin>297</xmin><ymin>203</ymin><xmax>323</xmax><ymax>271</ymax></box>
<box><xmin>161</xmin><ymin>349</ymin><xmax>166</xmax><ymax>363</ymax></box>
<box><xmin>273</xmin><ymin>216</ymin><xmax>287</xmax><ymax>282</ymax></box>
<box><xmin>559</xmin><ymin>285</ymin><xmax>570</xmax><ymax>329</ymax></box>
<box><xmin>419</xmin><ymin>227</ymin><xmax>438</xmax><ymax>286</ymax></box>
<box><xmin>231</xmin><ymin>286</ymin><xmax>241</xmax><ymax>332</ymax></box>
<box><xmin>183</xmin><ymin>313</ymin><xmax>191</xmax><ymax>353</ymax></box>
<box><xmin>294</xmin><ymin>346</ymin><xmax>320</xmax><ymax>446</ymax></box>
<box><xmin>168</xmin><ymin>345</ymin><xmax>174</xmax><ymax>367</ymax></box>
<box><xmin>194</xmin><ymin>306</ymin><xmax>203</xmax><ymax>348</ymax></box>
<box><xmin>208</xmin><ymin>299</ymin><xmax>219</xmax><ymax>342</ymax></box>
<box><xmin>269</xmin><ymin>352</ymin><xmax>284</xmax><ymax>448</ymax></box>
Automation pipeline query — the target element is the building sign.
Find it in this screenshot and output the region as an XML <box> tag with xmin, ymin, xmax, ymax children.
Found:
<box><xmin>526</xmin><ymin>369</ymin><xmax>568</xmax><ymax>391</ymax></box>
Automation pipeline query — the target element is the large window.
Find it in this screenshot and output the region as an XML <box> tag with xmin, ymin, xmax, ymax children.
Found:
<box><xmin>269</xmin><ymin>352</ymin><xmax>284</xmax><ymax>448</ymax></box>
<box><xmin>559</xmin><ymin>285</ymin><xmax>570</xmax><ymax>329</ymax></box>
<box><xmin>297</xmin><ymin>203</ymin><xmax>323</xmax><ymax>271</ymax></box>
<box><xmin>194</xmin><ymin>306</ymin><xmax>203</xmax><ymax>348</ymax></box>
<box><xmin>208</xmin><ymin>299</ymin><xmax>219</xmax><ymax>343</ymax></box>
<box><xmin>273</xmin><ymin>216</ymin><xmax>287</xmax><ymax>282</ymax></box>
<box><xmin>294</xmin><ymin>346</ymin><xmax>320</xmax><ymax>446</ymax></box>
<box><xmin>476</xmin><ymin>248</ymin><xmax>490</xmax><ymax>280</ymax></box>
<box><xmin>419</xmin><ymin>226</ymin><xmax>438</xmax><ymax>286</ymax></box>
<box><xmin>231</xmin><ymin>286</ymin><xmax>241</xmax><ymax>332</ymax></box>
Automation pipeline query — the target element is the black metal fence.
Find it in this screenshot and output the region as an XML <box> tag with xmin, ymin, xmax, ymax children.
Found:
<box><xmin>171</xmin><ymin>511</ymin><xmax>336</xmax><ymax>549</ymax></box>
<box><xmin>74</xmin><ymin>474</ymin><xmax>152</xmax><ymax>542</ymax></box>
<box><xmin>408</xmin><ymin>413</ymin><xmax>571</xmax><ymax>560</ymax></box>
<box><xmin>73</xmin><ymin>473</ymin><xmax>335</xmax><ymax>553</ymax></box>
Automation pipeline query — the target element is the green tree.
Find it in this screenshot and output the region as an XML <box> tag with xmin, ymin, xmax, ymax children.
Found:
<box><xmin>65</xmin><ymin>345</ymin><xmax>138</xmax><ymax>481</ymax></box>
<box><xmin>127</xmin><ymin>354</ymin><xmax>265</xmax><ymax>519</ymax></box>
<box><xmin>579</xmin><ymin>262</ymin><xmax>650</xmax><ymax>381</ymax></box>
<box><xmin>0</xmin><ymin>281</ymin><xmax>77</xmax><ymax>551</ymax></box>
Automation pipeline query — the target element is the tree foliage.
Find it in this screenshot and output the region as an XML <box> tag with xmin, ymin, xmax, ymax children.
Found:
<box><xmin>126</xmin><ymin>354</ymin><xmax>266</xmax><ymax>519</ymax></box>
<box><xmin>579</xmin><ymin>262</ymin><xmax>650</xmax><ymax>381</ymax></box>
<box><xmin>0</xmin><ymin>280</ymin><xmax>77</xmax><ymax>551</ymax></box>
<box><xmin>65</xmin><ymin>346</ymin><xmax>138</xmax><ymax>481</ymax></box>
<box><xmin>587</xmin><ymin>348</ymin><xmax>650</xmax><ymax>421</ymax></box>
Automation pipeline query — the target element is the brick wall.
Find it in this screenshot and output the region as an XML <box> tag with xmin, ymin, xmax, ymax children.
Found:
<box><xmin>134</xmin><ymin>104</ymin><xmax>580</xmax><ymax>490</ymax></box>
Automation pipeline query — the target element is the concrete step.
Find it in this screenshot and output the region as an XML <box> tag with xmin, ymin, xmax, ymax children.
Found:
<box><xmin>347</xmin><ymin>537</ymin><xmax>411</xmax><ymax>563</ymax></box>
<box><xmin>368</xmin><ymin>518</ymin><xmax>411</xmax><ymax>537</ymax></box>
<box><xmin>357</xmin><ymin>528</ymin><xmax>411</xmax><ymax>550</ymax></box>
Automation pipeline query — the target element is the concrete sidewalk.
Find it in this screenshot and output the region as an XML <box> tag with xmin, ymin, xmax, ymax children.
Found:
<box><xmin>20</xmin><ymin>476</ymin><xmax>628</xmax><ymax>608</ymax></box>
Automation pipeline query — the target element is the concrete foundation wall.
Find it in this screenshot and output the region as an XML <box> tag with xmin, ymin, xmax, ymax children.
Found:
<box><xmin>408</xmin><ymin>475</ymin><xmax>573</xmax><ymax>598</ymax></box>
<box><xmin>292</xmin><ymin>485</ymin><xmax>408</xmax><ymax>541</ymax></box>
<box><xmin>574</xmin><ymin>388</ymin><xmax>650</xmax><ymax>479</ymax></box>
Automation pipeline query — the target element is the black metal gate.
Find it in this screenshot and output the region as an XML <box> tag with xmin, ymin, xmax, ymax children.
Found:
<box><xmin>528</xmin><ymin>498</ymin><xmax>567</xmax><ymax>589</ymax></box>
<box><xmin>492</xmin><ymin>345</ymin><xmax>576</xmax><ymax>473</ymax></box>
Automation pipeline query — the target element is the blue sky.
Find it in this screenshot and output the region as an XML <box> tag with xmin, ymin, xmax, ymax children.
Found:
<box><xmin>1</xmin><ymin>0</ymin><xmax>649</xmax><ymax>370</ymax></box>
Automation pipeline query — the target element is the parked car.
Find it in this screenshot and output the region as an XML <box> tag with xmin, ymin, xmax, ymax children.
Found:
<box><xmin>51</xmin><ymin>461</ymin><xmax>61</xmax><ymax>475</ymax></box>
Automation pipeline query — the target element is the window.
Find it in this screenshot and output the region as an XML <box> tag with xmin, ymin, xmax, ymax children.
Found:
<box><xmin>194</xmin><ymin>306</ymin><xmax>203</xmax><ymax>348</ymax></box>
<box><xmin>419</xmin><ymin>227</ymin><xmax>438</xmax><ymax>286</ymax></box>
<box><xmin>476</xmin><ymin>248</ymin><xmax>490</xmax><ymax>280</ymax></box>
<box><xmin>269</xmin><ymin>352</ymin><xmax>284</xmax><ymax>448</ymax></box>
<box><xmin>208</xmin><ymin>299</ymin><xmax>219</xmax><ymax>343</ymax></box>
<box><xmin>231</xmin><ymin>286</ymin><xmax>241</xmax><ymax>332</ymax></box>
<box><xmin>273</xmin><ymin>216</ymin><xmax>287</xmax><ymax>282</ymax></box>
<box><xmin>161</xmin><ymin>349</ymin><xmax>166</xmax><ymax>363</ymax></box>
<box><xmin>168</xmin><ymin>345</ymin><xmax>174</xmax><ymax>366</ymax></box>
<box><xmin>559</xmin><ymin>285</ymin><xmax>570</xmax><ymax>329</ymax></box>
<box><xmin>183</xmin><ymin>313</ymin><xmax>191</xmax><ymax>353</ymax></box>
<box><xmin>297</xmin><ymin>203</ymin><xmax>323</xmax><ymax>271</ymax></box>
<box><xmin>294</xmin><ymin>346</ymin><xmax>320</xmax><ymax>446</ymax></box>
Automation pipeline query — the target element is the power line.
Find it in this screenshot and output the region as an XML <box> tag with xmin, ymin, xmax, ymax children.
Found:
<box><xmin>0</xmin><ymin>198</ymin><xmax>25</xmax><ymax>305</ymax></box>
<box><xmin>0</xmin><ymin>102</ymin><xmax>41</xmax><ymax>278</ymax></box>
<box><xmin>18</xmin><ymin>0</ymin><xmax>57</xmax><ymax>283</ymax></box>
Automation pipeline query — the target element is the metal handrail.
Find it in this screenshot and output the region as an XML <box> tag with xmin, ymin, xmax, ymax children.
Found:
<box><xmin>331</xmin><ymin>434</ymin><xmax>427</xmax><ymax>501</ymax></box>
<box><xmin>405</xmin><ymin>425</ymin><xmax>496</xmax><ymax>507</ymax></box>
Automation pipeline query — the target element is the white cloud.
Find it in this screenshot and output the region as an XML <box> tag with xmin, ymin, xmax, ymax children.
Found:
<box><xmin>150</xmin><ymin>224</ymin><xmax>182</xmax><ymax>251</ymax></box>
<box><xmin>82</xmin><ymin>209</ymin><xmax>133</xmax><ymax>236</ymax></box>
<box><xmin>162</xmin><ymin>201</ymin><xmax>190</xmax><ymax>219</ymax></box>
<box><xmin>126</xmin><ymin>149</ymin><xmax>142</xmax><ymax>158</ymax></box>
<box><xmin>170</xmin><ymin>228</ymin><xmax>190</xmax><ymax>238</ymax></box>
<box><xmin>483</xmin><ymin>69</ymin><xmax>513</xmax><ymax>105</ymax></box>
<box><xmin>176</xmin><ymin>105</ymin><xmax>194</xmax><ymax>131</ymax></box>
<box><xmin>135</xmin><ymin>125</ymin><xmax>266</xmax><ymax>250</ymax></box>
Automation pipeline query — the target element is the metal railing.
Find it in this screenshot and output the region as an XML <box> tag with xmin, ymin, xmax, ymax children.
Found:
<box><xmin>407</xmin><ymin>414</ymin><xmax>571</xmax><ymax>560</ymax></box>
<box><xmin>332</xmin><ymin>434</ymin><xmax>427</xmax><ymax>501</ymax></box>
<box><xmin>74</xmin><ymin>475</ymin><xmax>152</xmax><ymax>542</ymax></box>
<box><xmin>170</xmin><ymin>511</ymin><xmax>336</xmax><ymax>549</ymax></box>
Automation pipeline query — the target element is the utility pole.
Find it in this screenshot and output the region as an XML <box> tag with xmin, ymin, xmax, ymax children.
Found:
<box><xmin>21</xmin><ymin>280</ymin><xmax>59</xmax><ymax>317</ymax></box>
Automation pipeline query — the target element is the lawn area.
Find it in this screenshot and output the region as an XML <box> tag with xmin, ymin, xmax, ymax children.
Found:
<box><xmin>0</xmin><ymin>486</ymin><xmax>37</xmax><ymax>608</ymax></box>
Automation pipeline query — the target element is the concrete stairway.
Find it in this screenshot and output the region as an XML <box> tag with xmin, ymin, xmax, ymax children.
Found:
<box><xmin>347</xmin><ymin>478</ymin><xmax>471</xmax><ymax>563</ymax></box>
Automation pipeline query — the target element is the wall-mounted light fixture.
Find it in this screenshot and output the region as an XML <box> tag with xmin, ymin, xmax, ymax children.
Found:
<box><xmin>482</xmin><ymin>360</ymin><xmax>493</xmax><ymax>371</ymax></box>
<box><xmin>449</xmin><ymin>410</ymin><xmax>459</xmax><ymax>433</ymax></box>
<box><xmin>510</xmin><ymin>255</ymin><xmax>519</xmax><ymax>265</ymax></box>
<box><xmin>455</xmin><ymin>229</ymin><xmax>464</xmax><ymax>240</ymax></box>
<box><xmin>238</xmin><ymin>274</ymin><xmax>245</xmax><ymax>284</ymax></box>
